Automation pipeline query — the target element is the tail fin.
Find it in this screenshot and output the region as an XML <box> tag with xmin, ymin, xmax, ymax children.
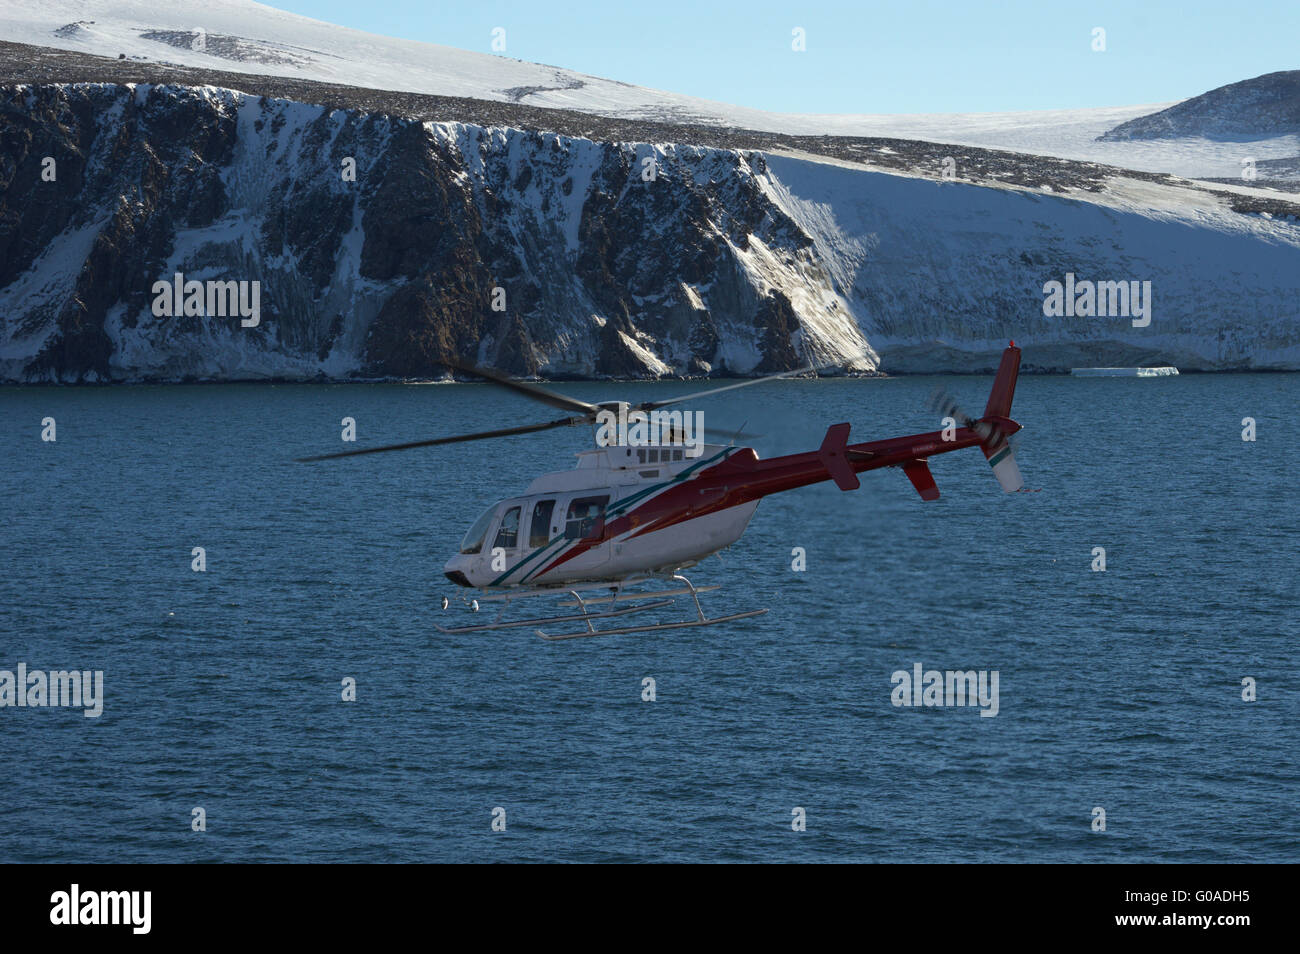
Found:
<box><xmin>983</xmin><ymin>342</ymin><xmax>1021</xmax><ymax>420</ymax></box>
<box><xmin>980</xmin><ymin>342</ymin><xmax>1024</xmax><ymax>492</ymax></box>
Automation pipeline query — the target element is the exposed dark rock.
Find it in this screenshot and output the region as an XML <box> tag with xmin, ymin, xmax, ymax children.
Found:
<box><xmin>1100</xmin><ymin>71</ymin><xmax>1300</xmax><ymax>141</ymax></box>
<box><xmin>495</xmin><ymin>314</ymin><xmax>540</xmax><ymax>376</ymax></box>
<box><xmin>752</xmin><ymin>289</ymin><xmax>802</xmax><ymax>373</ymax></box>
<box><xmin>596</xmin><ymin>308</ymin><xmax>654</xmax><ymax>378</ymax></box>
<box><xmin>363</xmin><ymin>273</ymin><xmax>484</xmax><ymax>378</ymax></box>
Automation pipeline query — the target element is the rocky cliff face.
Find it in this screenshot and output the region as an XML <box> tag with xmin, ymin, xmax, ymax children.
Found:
<box><xmin>2</xmin><ymin>81</ymin><xmax>1299</xmax><ymax>381</ymax></box>
<box><xmin>0</xmin><ymin>82</ymin><xmax>877</xmax><ymax>381</ymax></box>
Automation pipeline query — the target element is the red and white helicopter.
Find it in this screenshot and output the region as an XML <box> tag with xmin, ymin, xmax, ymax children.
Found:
<box><xmin>301</xmin><ymin>343</ymin><xmax>1026</xmax><ymax>639</ymax></box>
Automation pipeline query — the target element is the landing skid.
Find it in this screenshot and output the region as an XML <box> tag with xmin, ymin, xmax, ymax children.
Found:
<box><xmin>436</xmin><ymin>575</ymin><xmax>765</xmax><ymax>640</ymax></box>
<box><xmin>537</xmin><ymin>606</ymin><xmax>766</xmax><ymax>641</ymax></box>
<box><xmin>435</xmin><ymin>599</ymin><xmax>674</xmax><ymax>634</ymax></box>
<box><xmin>537</xmin><ymin>575</ymin><xmax>765</xmax><ymax>641</ymax></box>
<box><xmin>556</xmin><ymin>584</ymin><xmax>721</xmax><ymax>607</ymax></box>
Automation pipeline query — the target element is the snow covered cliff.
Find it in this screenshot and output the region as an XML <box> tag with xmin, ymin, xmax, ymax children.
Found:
<box><xmin>2</xmin><ymin>77</ymin><xmax>1300</xmax><ymax>382</ymax></box>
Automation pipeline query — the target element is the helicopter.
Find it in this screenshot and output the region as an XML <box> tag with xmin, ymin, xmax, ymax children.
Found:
<box><xmin>299</xmin><ymin>342</ymin><xmax>1026</xmax><ymax>639</ymax></box>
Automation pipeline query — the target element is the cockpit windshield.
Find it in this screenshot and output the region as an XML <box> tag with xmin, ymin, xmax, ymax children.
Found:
<box><xmin>460</xmin><ymin>505</ymin><xmax>498</xmax><ymax>554</ymax></box>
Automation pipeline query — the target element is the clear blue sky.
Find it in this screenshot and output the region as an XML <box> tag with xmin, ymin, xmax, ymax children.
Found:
<box><xmin>264</xmin><ymin>0</ymin><xmax>1296</xmax><ymax>114</ymax></box>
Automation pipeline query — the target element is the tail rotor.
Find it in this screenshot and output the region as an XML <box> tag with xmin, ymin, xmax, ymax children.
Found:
<box><xmin>927</xmin><ymin>342</ymin><xmax>1025</xmax><ymax>493</ymax></box>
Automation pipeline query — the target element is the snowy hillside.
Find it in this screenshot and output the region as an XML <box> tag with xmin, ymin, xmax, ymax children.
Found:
<box><xmin>3</xmin><ymin>0</ymin><xmax>1298</xmax><ymax>180</ymax></box>
<box><xmin>1100</xmin><ymin>71</ymin><xmax>1300</xmax><ymax>141</ymax></box>
<box><xmin>3</xmin><ymin>78</ymin><xmax>1299</xmax><ymax>383</ymax></box>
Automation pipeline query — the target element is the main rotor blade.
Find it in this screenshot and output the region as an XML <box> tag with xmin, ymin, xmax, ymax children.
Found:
<box><xmin>451</xmin><ymin>362</ymin><xmax>599</xmax><ymax>416</ymax></box>
<box><xmin>636</xmin><ymin>365</ymin><xmax>812</xmax><ymax>411</ymax></box>
<box><xmin>296</xmin><ymin>416</ymin><xmax>583</xmax><ymax>462</ymax></box>
<box><xmin>706</xmin><ymin>426</ymin><xmax>764</xmax><ymax>441</ymax></box>
<box><xmin>653</xmin><ymin>425</ymin><xmax>766</xmax><ymax>445</ymax></box>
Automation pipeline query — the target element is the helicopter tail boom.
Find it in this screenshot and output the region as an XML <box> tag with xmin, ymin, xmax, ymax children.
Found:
<box><xmin>702</xmin><ymin>343</ymin><xmax>1025</xmax><ymax>505</ymax></box>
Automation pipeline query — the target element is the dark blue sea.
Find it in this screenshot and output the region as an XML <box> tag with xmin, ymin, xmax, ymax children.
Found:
<box><xmin>2</xmin><ymin>372</ymin><xmax>1297</xmax><ymax>863</ymax></box>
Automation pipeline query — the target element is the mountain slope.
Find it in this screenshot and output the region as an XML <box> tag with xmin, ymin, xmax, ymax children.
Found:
<box><xmin>1100</xmin><ymin>71</ymin><xmax>1300</xmax><ymax>141</ymax></box>
<box><xmin>3</xmin><ymin>72</ymin><xmax>1299</xmax><ymax>383</ymax></box>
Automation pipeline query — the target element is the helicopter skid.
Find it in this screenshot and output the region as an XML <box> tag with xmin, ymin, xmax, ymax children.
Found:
<box><xmin>534</xmin><ymin>574</ymin><xmax>765</xmax><ymax>641</ymax></box>
<box><xmin>536</xmin><ymin>606</ymin><xmax>766</xmax><ymax>641</ymax></box>
<box><xmin>437</xmin><ymin>574</ymin><xmax>765</xmax><ymax>640</ymax></box>
<box><xmin>435</xmin><ymin>598</ymin><xmax>674</xmax><ymax>634</ymax></box>
<box><xmin>555</xmin><ymin>584</ymin><xmax>721</xmax><ymax>607</ymax></box>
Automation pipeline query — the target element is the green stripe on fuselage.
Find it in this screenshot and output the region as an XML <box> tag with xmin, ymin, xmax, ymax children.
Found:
<box><xmin>491</xmin><ymin>447</ymin><xmax>732</xmax><ymax>586</ymax></box>
<box><xmin>491</xmin><ymin>533</ymin><xmax>571</xmax><ymax>587</ymax></box>
<box><xmin>606</xmin><ymin>447</ymin><xmax>730</xmax><ymax>517</ymax></box>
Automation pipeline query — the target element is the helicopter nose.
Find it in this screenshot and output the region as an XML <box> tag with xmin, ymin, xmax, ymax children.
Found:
<box><xmin>443</xmin><ymin>554</ymin><xmax>473</xmax><ymax>587</ymax></box>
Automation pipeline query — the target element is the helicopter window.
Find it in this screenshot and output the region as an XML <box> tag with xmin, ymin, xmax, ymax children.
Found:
<box><xmin>672</xmin><ymin>449</ymin><xmax>683</xmax><ymax>461</ymax></box>
<box><xmin>529</xmin><ymin>500</ymin><xmax>555</xmax><ymax>548</ymax></box>
<box><xmin>648</xmin><ymin>449</ymin><xmax>659</xmax><ymax>463</ymax></box>
<box><xmin>460</xmin><ymin>505</ymin><xmax>498</xmax><ymax>554</ymax></box>
<box><xmin>636</xmin><ymin>449</ymin><xmax>646</xmax><ymax>464</ymax></box>
<box><xmin>494</xmin><ymin>506</ymin><xmax>521</xmax><ymax>550</ymax></box>
<box><xmin>564</xmin><ymin>495</ymin><xmax>609</xmax><ymax>541</ymax></box>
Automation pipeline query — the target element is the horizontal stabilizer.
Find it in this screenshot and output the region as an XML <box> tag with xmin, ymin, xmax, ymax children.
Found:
<box><xmin>902</xmin><ymin>459</ymin><xmax>940</xmax><ymax>501</ymax></box>
<box><xmin>818</xmin><ymin>422</ymin><xmax>861</xmax><ymax>491</ymax></box>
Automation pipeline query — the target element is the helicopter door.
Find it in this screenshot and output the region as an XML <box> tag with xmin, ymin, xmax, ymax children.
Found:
<box><xmin>489</xmin><ymin>504</ymin><xmax>523</xmax><ymax>574</ymax></box>
<box><xmin>528</xmin><ymin>499</ymin><xmax>557</xmax><ymax>549</ymax></box>
<box><xmin>561</xmin><ymin>494</ymin><xmax>611</xmax><ymax>568</ymax></box>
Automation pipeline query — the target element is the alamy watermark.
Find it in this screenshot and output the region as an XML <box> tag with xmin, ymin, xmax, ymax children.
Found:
<box><xmin>1042</xmin><ymin>273</ymin><xmax>1151</xmax><ymax>327</ymax></box>
<box><xmin>891</xmin><ymin>663</ymin><xmax>1000</xmax><ymax>717</ymax></box>
<box><xmin>50</xmin><ymin>885</ymin><xmax>150</xmax><ymax>934</ymax></box>
<box><xmin>1</xmin><ymin>663</ymin><xmax>103</xmax><ymax>717</ymax></box>
<box><xmin>594</xmin><ymin>407</ymin><xmax>705</xmax><ymax>457</ymax></box>
<box><xmin>151</xmin><ymin>272</ymin><xmax>260</xmax><ymax>327</ymax></box>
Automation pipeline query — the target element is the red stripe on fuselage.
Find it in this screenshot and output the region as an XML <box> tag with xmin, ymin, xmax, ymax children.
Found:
<box><xmin>531</xmin><ymin>454</ymin><xmax>744</xmax><ymax>578</ymax></box>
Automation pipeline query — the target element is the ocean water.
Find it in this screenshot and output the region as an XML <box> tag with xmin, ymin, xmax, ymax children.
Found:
<box><xmin>1</xmin><ymin>372</ymin><xmax>1296</xmax><ymax>863</ymax></box>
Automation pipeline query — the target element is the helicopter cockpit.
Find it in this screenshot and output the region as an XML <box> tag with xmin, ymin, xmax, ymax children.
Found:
<box><xmin>459</xmin><ymin>506</ymin><xmax>498</xmax><ymax>554</ymax></box>
<box><xmin>459</xmin><ymin>493</ymin><xmax>612</xmax><ymax>558</ymax></box>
